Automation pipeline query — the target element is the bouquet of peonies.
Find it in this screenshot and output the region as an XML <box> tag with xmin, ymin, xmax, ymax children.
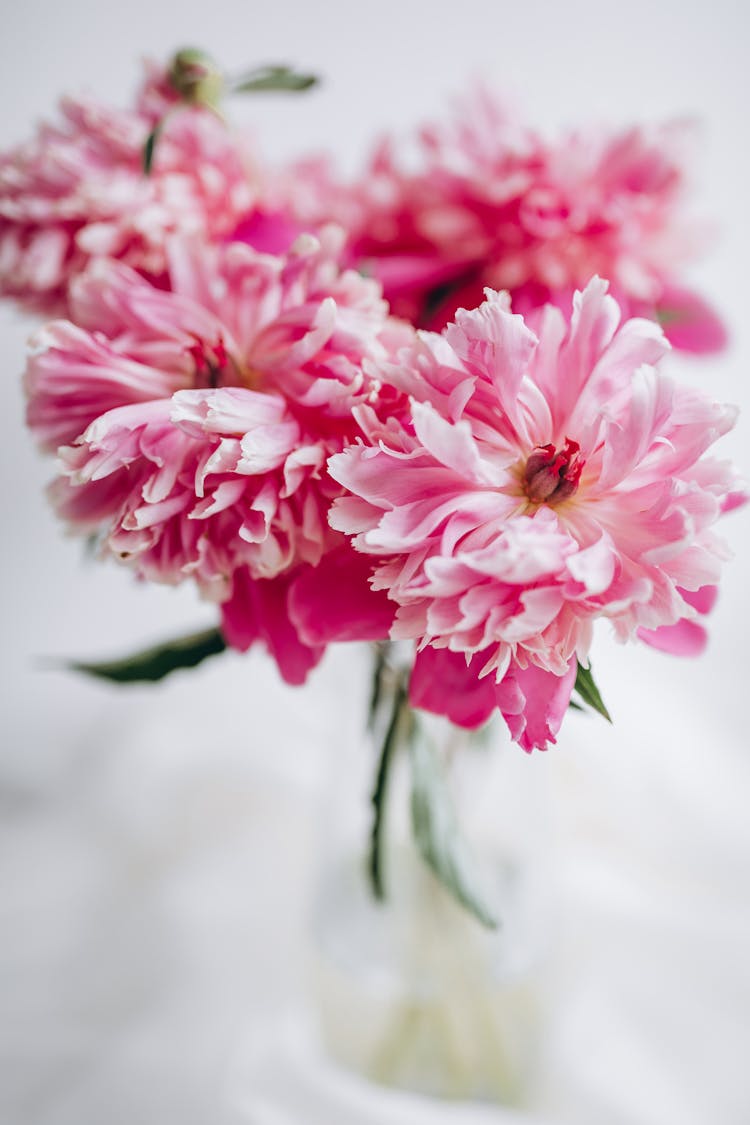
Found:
<box><xmin>4</xmin><ymin>49</ymin><xmax>743</xmax><ymax>923</ymax></box>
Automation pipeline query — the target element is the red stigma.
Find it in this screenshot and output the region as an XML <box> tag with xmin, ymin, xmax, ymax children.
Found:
<box><xmin>524</xmin><ymin>438</ymin><xmax>584</xmax><ymax>505</ymax></box>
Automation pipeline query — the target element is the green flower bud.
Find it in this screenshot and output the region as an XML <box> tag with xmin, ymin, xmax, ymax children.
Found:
<box><xmin>168</xmin><ymin>47</ymin><xmax>224</xmax><ymax>110</ymax></box>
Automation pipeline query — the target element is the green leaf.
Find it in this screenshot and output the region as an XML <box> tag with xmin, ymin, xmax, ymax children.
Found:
<box><xmin>573</xmin><ymin>660</ymin><xmax>612</xmax><ymax>722</ymax></box>
<box><xmin>369</xmin><ymin>674</ymin><xmax>411</xmax><ymax>901</ymax></box>
<box><xmin>68</xmin><ymin>627</ymin><xmax>227</xmax><ymax>684</ymax></box>
<box><xmin>232</xmin><ymin>65</ymin><xmax>318</xmax><ymax>94</ymax></box>
<box><xmin>409</xmin><ymin>733</ymin><xmax>499</xmax><ymax>930</ymax></box>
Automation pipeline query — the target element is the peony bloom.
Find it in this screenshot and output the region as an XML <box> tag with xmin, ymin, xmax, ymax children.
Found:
<box><xmin>328</xmin><ymin>279</ymin><xmax>742</xmax><ymax>747</ymax></box>
<box><xmin>25</xmin><ymin>230</ymin><xmax>407</xmax><ymax>681</ymax></box>
<box><xmin>317</xmin><ymin>90</ymin><xmax>726</xmax><ymax>353</ymax></box>
<box><xmin>0</xmin><ymin>62</ymin><xmax>257</xmax><ymax>313</ymax></box>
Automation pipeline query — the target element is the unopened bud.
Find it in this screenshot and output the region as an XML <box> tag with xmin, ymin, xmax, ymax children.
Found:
<box><xmin>168</xmin><ymin>48</ymin><xmax>224</xmax><ymax>109</ymax></box>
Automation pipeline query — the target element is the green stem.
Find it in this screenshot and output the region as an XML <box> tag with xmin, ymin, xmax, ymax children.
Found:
<box><xmin>368</xmin><ymin>672</ymin><xmax>412</xmax><ymax>900</ymax></box>
<box><xmin>367</xmin><ymin>641</ymin><xmax>390</xmax><ymax>732</ymax></box>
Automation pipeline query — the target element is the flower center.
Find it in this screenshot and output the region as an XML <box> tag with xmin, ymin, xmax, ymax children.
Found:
<box><xmin>187</xmin><ymin>335</ymin><xmax>229</xmax><ymax>389</ymax></box>
<box><xmin>523</xmin><ymin>438</ymin><xmax>584</xmax><ymax>505</ymax></box>
<box><xmin>186</xmin><ymin>334</ymin><xmax>263</xmax><ymax>391</ymax></box>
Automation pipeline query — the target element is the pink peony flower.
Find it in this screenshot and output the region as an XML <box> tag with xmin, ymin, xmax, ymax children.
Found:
<box><xmin>328</xmin><ymin>279</ymin><xmax>742</xmax><ymax>747</ymax></box>
<box><xmin>0</xmin><ymin>63</ymin><xmax>258</xmax><ymax>313</ymax></box>
<box><xmin>317</xmin><ymin>91</ymin><xmax>726</xmax><ymax>353</ymax></box>
<box><xmin>26</xmin><ymin>230</ymin><xmax>407</xmax><ymax>679</ymax></box>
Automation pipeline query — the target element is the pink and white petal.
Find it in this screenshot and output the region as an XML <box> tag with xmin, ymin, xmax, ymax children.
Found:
<box><xmin>25</xmin><ymin>320</ymin><xmax>182</xmax><ymax>450</ymax></box>
<box><xmin>171</xmin><ymin>387</ymin><xmax>290</xmax><ymax>438</ymax></box>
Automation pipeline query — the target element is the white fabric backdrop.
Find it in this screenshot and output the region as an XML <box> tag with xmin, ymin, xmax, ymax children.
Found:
<box><xmin>1</xmin><ymin>2</ymin><xmax>749</xmax><ymax>1122</ymax></box>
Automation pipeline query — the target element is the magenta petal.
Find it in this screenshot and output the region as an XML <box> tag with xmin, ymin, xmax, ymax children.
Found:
<box><xmin>637</xmin><ymin>619</ymin><xmax>708</xmax><ymax>657</ymax></box>
<box><xmin>655</xmin><ymin>286</ymin><xmax>729</xmax><ymax>355</ymax></box>
<box><xmin>410</xmin><ymin>650</ymin><xmax>576</xmax><ymax>747</ymax></box>
<box><xmin>288</xmin><ymin>546</ymin><xmax>396</xmax><ymax>644</ymax></box>
<box><xmin>229</xmin><ymin>208</ymin><xmax>305</xmax><ymax>255</ymax></box>
<box><xmin>495</xmin><ymin>660</ymin><xmax>576</xmax><ymax>752</ymax></box>
<box><xmin>721</xmin><ymin>490</ymin><xmax>748</xmax><ymax>514</ymax></box>
<box><xmin>221</xmin><ymin>569</ymin><xmax>324</xmax><ymax>685</ymax></box>
<box><xmin>370</xmin><ymin>254</ymin><xmax>466</xmax><ymax>299</ymax></box>
<box><xmin>679</xmin><ymin>584</ymin><xmax>718</xmax><ymax>616</ymax></box>
<box><xmin>409</xmin><ymin>647</ymin><xmax>498</xmax><ymax>729</ymax></box>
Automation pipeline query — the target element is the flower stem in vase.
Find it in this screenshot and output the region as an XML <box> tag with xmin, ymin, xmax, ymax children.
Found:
<box><xmin>310</xmin><ymin>645</ymin><xmax>551</xmax><ymax>1105</ymax></box>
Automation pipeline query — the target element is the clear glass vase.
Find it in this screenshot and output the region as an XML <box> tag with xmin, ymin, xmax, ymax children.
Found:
<box><xmin>309</xmin><ymin>700</ymin><xmax>554</xmax><ymax>1105</ymax></box>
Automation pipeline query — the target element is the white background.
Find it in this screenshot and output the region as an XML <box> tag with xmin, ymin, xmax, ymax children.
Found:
<box><xmin>1</xmin><ymin>2</ymin><xmax>749</xmax><ymax>1122</ymax></box>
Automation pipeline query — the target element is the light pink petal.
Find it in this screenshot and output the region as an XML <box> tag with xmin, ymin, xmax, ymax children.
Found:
<box><xmin>565</xmin><ymin>535</ymin><xmax>617</xmax><ymax>595</ymax></box>
<box><xmin>597</xmin><ymin>366</ymin><xmax>674</xmax><ymax>490</ymax></box>
<box><xmin>445</xmin><ymin>294</ymin><xmax>538</xmax><ymax>427</ymax></box>
<box><xmin>553</xmin><ymin>278</ymin><xmax>621</xmax><ymax>430</ymax></box>
<box><xmin>410</xmin><ymin>400</ymin><xmax>499</xmax><ymax>484</ymax></box>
